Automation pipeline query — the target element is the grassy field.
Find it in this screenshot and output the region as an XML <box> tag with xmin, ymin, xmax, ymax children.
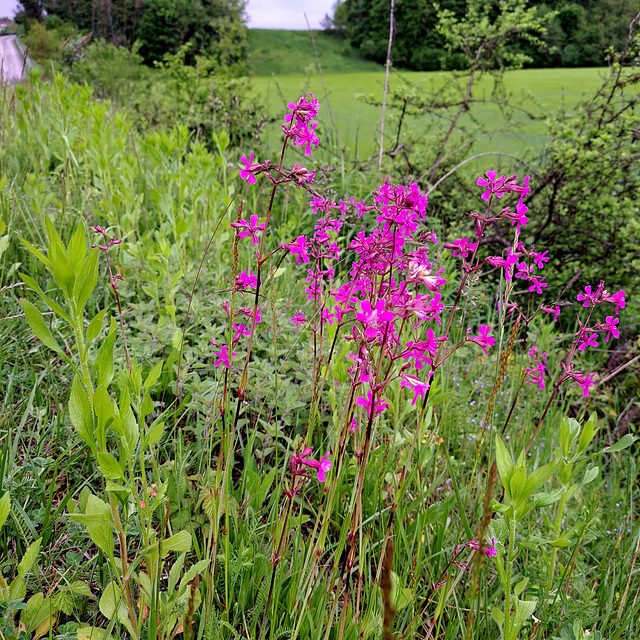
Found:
<box><xmin>248</xmin><ymin>29</ymin><xmax>383</xmax><ymax>76</ymax></box>
<box><xmin>1</xmin><ymin>54</ymin><xmax>638</xmax><ymax>639</ymax></box>
<box><xmin>251</xmin><ymin>67</ymin><xmax>609</xmax><ymax>162</ymax></box>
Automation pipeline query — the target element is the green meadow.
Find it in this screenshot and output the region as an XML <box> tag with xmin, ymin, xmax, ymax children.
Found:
<box><xmin>251</xmin><ymin>67</ymin><xmax>609</xmax><ymax>161</ymax></box>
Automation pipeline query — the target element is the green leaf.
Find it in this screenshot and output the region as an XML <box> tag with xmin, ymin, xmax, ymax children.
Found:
<box><xmin>18</xmin><ymin>236</ymin><xmax>53</xmax><ymax>271</ymax></box>
<box><xmin>391</xmin><ymin>571</ymin><xmax>412</xmax><ymax>611</ymax></box>
<box><xmin>0</xmin><ymin>492</ymin><xmax>10</xmax><ymax>530</ymax></box>
<box><xmin>69</xmin><ymin>581</ymin><xmax>93</xmax><ymax>597</ymax></box>
<box><xmin>491</xmin><ymin>607</ymin><xmax>504</xmax><ymax>627</ymax></box>
<box><xmin>96</xmin><ymin>319</ymin><xmax>117</xmax><ymax>388</ymax></box>
<box><xmin>522</xmin><ymin>460</ymin><xmax>557</xmax><ymax>502</ymax></box>
<box><xmin>549</xmin><ymin>537</ymin><xmax>572</xmax><ymax>548</ymax></box>
<box><xmin>45</xmin><ymin>217</ymin><xmax>75</xmax><ymax>300</ymax></box>
<box><xmin>17</xmin><ymin>537</ymin><xmax>42</xmax><ymax>579</ymax></box>
<box><xmin>93</xmin><ymin>385</ymin><xmax>114</xmax><ymax>452</ymax></box>
<box><xmin>168</xmin><ymin>554</ymin><xmax>186</xmax><ymax>594</ymax></box>
<box><xmin>20</xmin><ymin>273</ymin><xmax>72</xmax><ymax>324</ymax></box>
<box><xmin>514</xmin><ymin>577</ymin><xmax>529</xmax><ymax>596</ymax></box>
<box><xmin>143</xmin><ymin>421</ymin><xmax>165</xmax><ymax>449</ymax></box>
<box><xmin>603</xmin><ymin>434</ymin><xmax>636</xmax><ymax>454</ymax></box>
<box><xmin>582</xmin><ymin>466</ymin><xmax>599</xmax><ymax>485</ymax></box>
<box><xmin>178</xmin><ymin>558</ymin><xmax>210</xmax><ymax>595</ymax></box>
<box><xmin>576</xmin><ymin>412</ymin><xmax>598</xmax><ymax>455</ymax></box>
<box><xmin>73</xmin><ymin>248</ymin><xmax>99</xmax><ymax>314</ymax></box>
<box><xmin>511</xmin><ymin>597</ymin><xmax>537</xmax><ymax>637</ymax></box>
<box><xmin>144</xmin><ymin>360</ymin><xmax>163</xmax><ymax>390</ymax></box>
<box><xmin>99</xmin><ymin>582</ymin><xmax>135</xmax><ymax>637</ymax></box>
<box><xmin>495</xmin><ymin>436</ymin><xmax>514</xmax><ymax>496</ymax></box>
<box><xmin>97</xmin><ymin>453</ymin><xmax>124</xmax><ymax>480</ymax></box>
<box><xmin>77</xmin><ymin>627</ymin><xmax>113</xmax><ymax>640</ymax></box>
<box><xmin>533</xmin><ymin>488</ymin><xmax>564</xmax><ymax>507</ymax></box>
<box><xmin>105</xmin><ymin>481</ymin><xmax>131</xmax><ymax>500</ymax></box>
<box><xmin>69</xmin><ymin>376</ymin><xmax>96</xmax><ymax>456</ymax></box>
<box><xmin>510</xmin><ymin>466</ymin><xmax>526</xmax><ymax>504</ymax></box>
<box><xmin>20</xmin><ymin>299</ymin><xmax>62</xmax><ymax>353</ymax></box>
<box><xmin>83</xmin><ymin>494</ymin><xmax>114</xmax><ymax>557</ymax></box>
<box><xmin>161</xmin><ymin>531</ymin><xmax>192</xmax><ymax>558</ymax></box>
<box><xmin>86</xmin><ymin>309</ymin><xmax>107</xmax><ymax>345</ymax></box>
<box><xmin>67</xmin><ymin>223</ymin><xmax>87</xmax><ymax>276</ymax></box>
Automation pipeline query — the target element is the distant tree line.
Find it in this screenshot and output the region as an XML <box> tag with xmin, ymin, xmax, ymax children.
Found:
<box><xmin>15</xmin><ymin>0</ymin><xmax>248</xmax><ymax>67</ymax></box>
<box><xmin>323</xmin><ymin>0</ymin><xmax>639</xmax><ymax>69</ymax></box>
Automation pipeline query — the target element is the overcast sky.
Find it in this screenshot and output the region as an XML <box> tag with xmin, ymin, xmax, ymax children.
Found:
<box><xmin>0</xmin><ymin>0</ymin><xmax>336</xmax><ymax>29</ymax></box>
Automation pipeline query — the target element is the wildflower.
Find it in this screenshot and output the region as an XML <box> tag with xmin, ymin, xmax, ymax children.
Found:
<box><xmin>443</xmin><ymin>238</ymin><xmax>477</xmax><ymax>259</ymax></box>
<box><xmin>528</xmin><ymin>275</ymin><xmax>548</xmax><ymax>294</ymax></box>
<box><xmin>290</xmin><ymin>311</ymin><xmax>306</xmax><ymax>328</ymax></box>
<box><xmin>284</xmin><ymin>92</ymin><xmax>320</xmax><ymax>125</ymax></box>
<box><xmin>292</xmin><ymin>446</ymin><xmax>332</xmax><ymax>483</ymax></box>
<box><xmin>406</xmin><ymin>262</ymin><xmax>447</xmax><ymax>291</ymax></box>
<box><xmin>598</xmin><ymin>316</ymin><xmax>620</xmax><ymax>342</ymax></box>
<box><xmin>466</xmin><ymin>325</ymin><xmax>495</xmax><ymax>356</ymax></box>
<box><xmin>288</xmin><ymin>163</ymin><xmax>315</xmax><ymax>186</ymax></box>
<box><xmin>525</xmin><ymin>360</ymin><xmax>546</xmax><ymax>390</ymax></box>
<box><xmin>477</xmin><ymin>170</ymin><xmax>507</xmax><ymax>201</ymax></box>
<box><xmin>577</xmin><ymin>332</ymin><xmax>598</xmax><ymax>351</ymax></box>
<box><xmin>571</xmin><ymin>371</ymin><xmax>597</xmax><ymax>397</ymax></box>
<box><xmin>150</xmin><ymin>483</ymin><xmax>158</xmax><ymax>497</ymax></box>
<box><xmin>239</xmin><ymin>152</ymin><xmax>261</xmax><ymax>185</ymax></box>
<box><xmin>236</xmin><ymin>268</ymin><xmax>258</xmax><ymax>290</ymax></box>
<box><xmin>211</xmin><ymin>344</ymin><xmax>236</xmax><ymax>369</ymax></box>
<box><xmin>532</xmin><ymin>250</ymin><xmax>549</xmax><ymax>269</ymax></box>
<box><xmin>605</xmin><ymin>289</ymin><xmax>626</xmax><ymax>314</ymax></box>
<box><xmin>355</xmin><ymin>298</ymin><xmax>394</xmax><ymax>340</ymax></box>
<box><xmin>230</xmin><ymin>215</ymin><xmax>265</xmax><ymax>245</ymax></box>
<box><xmin>541</xmin><ymin>304</ymin><xmax>561</xmax><ymax>322</ymax></box>
<box><xmin>400</xmin><ymin>372</ymin><xmax>433</xmax><ymax>406</ymax></box>
<box><xmin>281</xmin><ymin>236</ymin><xmax>311</xmax><ymax>264</ymax></box>
<box><xmin>356</xmin><ymin>390</ymin><xmax>390</xmax><ymax>417</ymax></box>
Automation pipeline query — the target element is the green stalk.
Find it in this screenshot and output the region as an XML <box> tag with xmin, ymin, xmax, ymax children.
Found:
<box><xmin>547</xmin><ymin>489</ymin><xmax>568</xmax><ymax>592</ymax></box>
<box><xmin>504</xmin><ymin>512</ymin><xmax>516</xmax><ymax>640</ymax></box>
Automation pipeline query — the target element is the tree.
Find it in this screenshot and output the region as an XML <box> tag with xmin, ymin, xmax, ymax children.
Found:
<box><xmin>135</xmin><ymin>0</ymin><xmax>247</xmax><ymax>67</ymax></box>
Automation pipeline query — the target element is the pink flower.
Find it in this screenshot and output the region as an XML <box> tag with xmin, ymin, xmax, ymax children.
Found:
<box><xmin>577</xmin><ymin>285</ymin><xmax>598</xmax><ymax>308</ymax></box>
<box><xmin>400</xmin><ymin>373</ymin><xmax>433</xmax><ymax>406</ymax></box>
<box><xmin>236</xmin><ymin>268</ymin><xmax>258</xmax><ymax>290</ymax></box>
<box><xmin>230</xmin><ymin>215</ymin><xmax>265</xmax><ymax>245</ymax></box>
<box><xmin>525</xmin><ymin>360</ymin><xmax>546</xmax><ymax>390</ymax></box>
<box><xmin>211</xmin><ymin>344</ymin><xmax>236</xmax><ymax>369</ymax></box>
<box><xmin>598</xmin><ymin>316</ymin><xmax>620</xmax><ymax>342</ymax></box>
<box><xmin>477</xmin><ymin>170</ymin><xmax>506</xmax><ymax>201</ymax></box>
<box><xmin>356</xmin><ymin>390</ymin><xmax>389</xmax><ymax>416</ymax></box>
<box><xmin>443</xmin><ymin>238</ymin><xmax>477</xmax><ymax>259</ymax></box>
<box><xmin>571</xmin><ymin>371</ymin><xmax>597</xmax><ymax>397</ymax></box>
<box><xmin>532</xmin><ymin>250</ymin><xmax>549</xmax><ymax>269</ymax></box>
<box><xmin>282</xmin><ymin>236</ymin><xmax>310</xmax><ymax>264</ymax></box>
<box><xmin>541</xmin><ymin>304</ymin><xmax>560</xmax><ymax>322</ymax></box>
<box><xmin>528</xmin><ymin>276</ymin><xmax>548</xmax><ymax>295</ymax></box>
<box><xmin>295</xmin><ymin>448</ymin><xmax>332</xmax><ymax>483</ymax></box>
<box><xmin>605</xmin><ymin>289</ymin><xmax>626</xmax><ymax>314</ymax></box>
<box><xmin>284</xmin><ymin>93</ymin><xmax>320</xmax><ymax>125</ymax></box>
<box><xmin>577</xmin><ymin>332</ymin><xmax>598</xmax><ymax>351</ymax></box>
<box><xmin>466</xmin><ymin>325</ymin><xmax>496</xmax><ymax>356</ymax></box>
<box><xmin>290</xmin><ymin>311</ymin><xmax>306</xmax><ymax>328</ymax></box>
<box><xmin>355</xmin><ymin>298</ymin><xmax>394</xmax><ymax>340</ymax></box>
<box><xmin>239</xmin><ymin>152</ymin><xmax>261</xmax><ymax>185</ymax></box>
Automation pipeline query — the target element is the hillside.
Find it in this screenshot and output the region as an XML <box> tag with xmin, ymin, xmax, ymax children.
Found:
<box><xmin>247</xmin><ymin>29</ymin><xmax>383</xmax><ymax>76</ymax></box>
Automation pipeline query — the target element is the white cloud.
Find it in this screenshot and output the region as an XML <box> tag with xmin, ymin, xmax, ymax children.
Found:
<box><xmin>0</xmin><ymin>0</ymin><xmax>18</xmax><ymax>18</ymax></box>
<box><xmin>246</xmin><ymin>0</ymin><xmax>335</xmax><ymax>30</ymax></box>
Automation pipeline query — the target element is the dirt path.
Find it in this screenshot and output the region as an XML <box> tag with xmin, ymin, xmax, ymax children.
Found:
<box><xmin>0</xmin><ymin>35</ymin><xmax>28</xmax><ymax>83</ymax></box>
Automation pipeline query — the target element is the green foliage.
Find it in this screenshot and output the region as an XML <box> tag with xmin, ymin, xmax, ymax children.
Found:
<box><xmin>135</xmin><ymin>0</ymin><xmax>248</xmax><ymax>68</ymax></box>
<box><xmin>329</xmin><ymin>0</ymin><xmax>639</xmax><ymax>70</ymax></box>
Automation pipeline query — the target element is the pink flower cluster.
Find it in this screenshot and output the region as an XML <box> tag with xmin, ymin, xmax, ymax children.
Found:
<box><xmin>290</xmin><ymin>446</ymin><xmax>332</xmax><ymax>483</ymax></box>
<box><xmin>282</xmin><ymin>93</ymin><xmax>320</xmax><ymax>156</ymax></box>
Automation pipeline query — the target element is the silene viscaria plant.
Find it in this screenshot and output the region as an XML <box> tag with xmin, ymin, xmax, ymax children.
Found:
<box><xmin>15</xmin><ymin>89</ymin><xmax>633</xmax><ymax>640</ymax></box>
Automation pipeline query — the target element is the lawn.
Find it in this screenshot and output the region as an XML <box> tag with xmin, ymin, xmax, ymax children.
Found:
<box><xmin>251</xmin><ymin>67</ymin><xmax>610</xmax><ymax>161</ymax></box>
